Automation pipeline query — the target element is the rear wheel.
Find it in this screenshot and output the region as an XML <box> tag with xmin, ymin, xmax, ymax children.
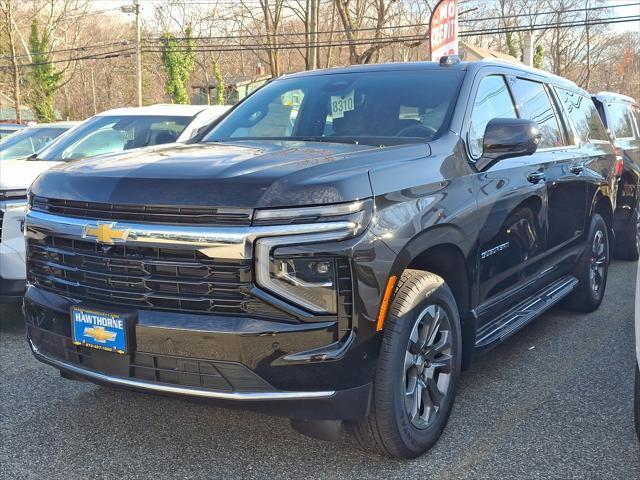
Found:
<box><xmin>564</xmin><ymin>213</ymin><xmax>609</xmax><ymax>312</ymax></box>
<box><xmin>348</xmin><ymin>270</ymin><xmax>461</xmax><ymax>459</ymax></box>
<box><xmin>615</xmin><ymin>201</ymin><xmax>640</xmax><ymax>261</ymax></box>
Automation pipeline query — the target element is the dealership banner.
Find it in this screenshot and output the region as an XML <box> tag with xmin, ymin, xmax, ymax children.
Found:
<box><xmin>429</xmin><ymin>0</ymin><xmax>459</xmax><ymax>61</ymax></box>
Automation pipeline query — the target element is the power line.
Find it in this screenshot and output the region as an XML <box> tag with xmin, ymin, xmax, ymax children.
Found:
<box><xmin>139</xmin><ymin>16</ymin><xmax>640</xmax><ymax>53</ymax></box>
<box><xmin>144</xmin><ymin>2</ymin><xmax>640</xmax><ymax>42</ymax></box>
<box><xmin>3</xmin><ymin>2</ymin><xmax>636</xmax><ymax>61</ymax></box>
<box><xmin>1</xmin><ymin>14</ymin><xmax>638</xmax><ymax>70</ymax></box>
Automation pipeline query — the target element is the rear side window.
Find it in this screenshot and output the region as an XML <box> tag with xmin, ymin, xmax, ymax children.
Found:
<box><xmin>468</xmin><ymin>75</ymin><xmax>517</xmax><ymax>159</ymax></box>
<box><xmin>633</xmin><ymin>106</ymin><xmax>640</xmax><ymax>136</ymax></box>
<box><xmin>556</xmin><ymin>89</ymin><xmax>608</xmax><ymax>143</ymax></box>
<box><xmin>510</xmin><ymin>78</ymin><xmax>565</xmax><ymax>148</ymax></box>
<box><xmin>608</xmin><ymin>102</ymin><xmax>635</xmax><ymax>138</ymax></box>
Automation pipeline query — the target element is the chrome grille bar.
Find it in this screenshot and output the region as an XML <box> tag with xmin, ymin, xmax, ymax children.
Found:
<box><xmin>26</xmin><ymin>208</ymin><xmax>356</xmax><ymax>260</ymax></box>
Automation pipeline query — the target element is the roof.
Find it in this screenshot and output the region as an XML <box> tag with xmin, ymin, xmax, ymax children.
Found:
<box><xmin>592</xmin><ymin>91</ymin><xmax>638</xmax><ymax>105</ymax></box>
<box><xmin>278</xmin><ymin>59</ymin><xmax>582</xmax><ymax>92</ymax></box>
<box><xmin>26</xmin><ymin>121</ymin><xmax>80</xmax><ymax>129</ymax></box>
<box><xmin>96</xmin><ymin>104</ymin><xmax>210</xmax><ymax>117</ymax></box>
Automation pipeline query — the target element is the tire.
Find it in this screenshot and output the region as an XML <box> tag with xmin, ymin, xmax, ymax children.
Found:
<box><xmin>564</xmin><ymin>213</ymin><xmax>610</xmax><ymax>312</ymax></box>
<box><xmin>348</xmin><ymin>270</ymin><xmax>462</xmax><ymax>459</ymax></box>
<box><xmin>615</xmin><ymin>202</ymin><xmax>640</xmax><ymax>261</ymax></box>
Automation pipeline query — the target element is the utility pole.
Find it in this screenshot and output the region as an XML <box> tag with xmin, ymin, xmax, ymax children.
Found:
<box><xmin>306</xmin><ymin>0</ymin><xmax>320</xmax><ymax>70</ymax></box>
<box><xmin>4</xmin><ymin>0</ymin><xmax>22</xmax><ymax>123</ymax></box>
<box><xmin>523</xmin><ymin>32</ymin><xmax>534</xmax><ymax>67</ymax></box>
<box><xmin>134</xmin><ymin>0</ymin><xmax>142</xmax><ymax>107</ymax></box>
<box><xmin>121</xmin><ymin>1</ymin><xmax>143</xmax><ymax>106</ymax></box>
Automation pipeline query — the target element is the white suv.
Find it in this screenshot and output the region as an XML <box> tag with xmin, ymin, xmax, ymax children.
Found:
<box><xmin>636</xmin><ymin>262</ymin><xmax>640</xmax><ymax>439</ymax></box>
<box><xmin>0</xmin><ymin>104</ymin><xmax>230</xmax><ymax>299</ymax></box>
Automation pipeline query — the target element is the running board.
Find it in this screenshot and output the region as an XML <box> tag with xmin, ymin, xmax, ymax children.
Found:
<box><xmin>474</xmin><ymin>276</ymin><xmax>578</xmax><ymax>351</ymax></box>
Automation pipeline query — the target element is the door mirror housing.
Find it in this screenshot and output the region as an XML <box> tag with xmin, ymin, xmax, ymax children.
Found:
<box><xmin>475</xmin><ymin>118</ymin><xmax>542</xmax><ymax>171</ymax></box>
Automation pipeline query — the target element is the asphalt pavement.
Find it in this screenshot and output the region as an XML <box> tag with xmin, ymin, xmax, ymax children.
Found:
<box><xmin>1</xmin><ymin>260</ymin><xmax>639</xmax><ymax>479</ymax></box>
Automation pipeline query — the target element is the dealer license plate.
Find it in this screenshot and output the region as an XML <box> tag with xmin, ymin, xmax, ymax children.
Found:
<box><xmin>71</xmin><ymin>307</ymin><xmax>127</xmax><ymax>354</ymax></box>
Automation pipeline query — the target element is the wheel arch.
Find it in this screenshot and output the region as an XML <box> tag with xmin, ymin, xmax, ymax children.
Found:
<box><xmin>388</xmin><ymin>226</ymin><xmax>476</xmax><ymax>369</ymax></box>
<box><xmin>590</xmin><ymin>189</ymin><xmax>615</xmax><ymax>242</ymax></box>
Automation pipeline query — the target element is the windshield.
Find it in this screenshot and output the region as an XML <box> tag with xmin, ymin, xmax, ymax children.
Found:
<box><xmin>0</xmin><ymin>127</ymin><xmax>23</xmax><ymax>140</ymax></box>
<box><xmin>36</xmin><ymin>115</ymin><xmax>193</xmax><ymax>161</ymax></box>
<box><xmin>0</xmin><ymin>127</ymin><xmax>69</xmax><ymax>161</ymax></box>
<box><xmin>203</xmin><ymin>70</ymin><xmax>464</xmax><ymax>146</ymax></box>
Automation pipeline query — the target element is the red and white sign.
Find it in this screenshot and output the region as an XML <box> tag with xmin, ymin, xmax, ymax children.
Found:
<box><xmin>429</xmin><ymin>0</ymin><xmax>459</xmax><ymax>61</ymax></box>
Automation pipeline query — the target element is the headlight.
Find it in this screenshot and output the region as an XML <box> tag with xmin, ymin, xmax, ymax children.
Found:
<box><xmin>255</xmin><ymin>200</ymin><xmax>371</xmax><ymax>313</ymax></box>
<box><xmin>269</xmin><ymin>257</ymin><xmax>338</xmax><ymax>313</ymax></box>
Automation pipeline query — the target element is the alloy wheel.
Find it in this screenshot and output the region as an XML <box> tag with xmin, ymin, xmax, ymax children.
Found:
<box><xmin>403</xmin><ymin>304</ymin><xmax>453</xmax><ymax>429</ymax></box>
<box><xmin>589</xmin><ymin>229</ymin><xmax>607</xmax><ymax>295</ymax></box>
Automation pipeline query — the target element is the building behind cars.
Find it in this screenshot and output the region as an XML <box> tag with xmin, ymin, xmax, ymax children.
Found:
<box><xmin>591</xmin><ymin>92</ymin><xmax>640</xmax><ymax>260</ymax></box>
<box><xmin>23</xmin><ymin>59</ymin><xmax>617</xmax><ymax>458</ymax></box>
<box><xmin>0</xmin><ymin>104</ymin><xmax>230</xmax><ymax>299</ymax></box>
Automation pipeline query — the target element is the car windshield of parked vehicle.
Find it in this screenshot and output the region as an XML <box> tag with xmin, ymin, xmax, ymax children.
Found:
<box><xmin>0</xmin><ymin>126</ymin><xmax>70</xmax><ymax>161</ymax></box>
<box><xmin>0</xmin><ymin>126</ymin><xmax>23</xmax><ymax>139</ymax></box>
<box><xmin>35</xmin><ymin>115</ymin><xmax>193</xmax><ymax>161</ymax></box>
<box><xmin>203</xmin><ymin>70</ymin><xmax>464</xmax><ymax>146</ymax></box>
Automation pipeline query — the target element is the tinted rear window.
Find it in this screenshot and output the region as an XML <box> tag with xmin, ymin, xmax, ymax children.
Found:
<box><xmin>557</xmin><ymin>89</ymin><xmax>608</xmax><ymax>143</ymax></box>
<box><xmin>607</xmin><ymin>102</ymin><xmax>635</xmax><ymax>138</ymax></box>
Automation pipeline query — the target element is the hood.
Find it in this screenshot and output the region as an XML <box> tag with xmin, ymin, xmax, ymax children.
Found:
<box><xmin>0</xmin><ymin>158</ymin><xmax>62</xmax><ymax>192</ymax></box>
<box><xmin>30</xmin><ymin>140</ymin><xmax>430</xmax><ymax>208</ymax></box>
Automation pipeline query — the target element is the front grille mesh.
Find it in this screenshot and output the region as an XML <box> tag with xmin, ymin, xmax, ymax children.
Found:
<box><xmin>27</xmin><ymin>234</ymin><xmax>290</xmax><ymax>319</ymax></box>
<box><xmin>31</xmin><ymin>196</ymin><xmax>253</xmax><ymax>226</ymax></box>
<box><xmin>27</xmin><ymin>324</ymin><xmax>276</xmax><ymax>392</ymax></box>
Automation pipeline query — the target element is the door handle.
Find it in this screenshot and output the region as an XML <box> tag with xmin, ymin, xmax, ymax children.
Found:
<box><xmin>570</xmin><ymin>165</ymin><xmax>584</xmax><ymax>175</ymax></box>
<box><xmin>527</xmin><ymin>171</ymin><xmax>546</xmax><ymax>184</ymax></box>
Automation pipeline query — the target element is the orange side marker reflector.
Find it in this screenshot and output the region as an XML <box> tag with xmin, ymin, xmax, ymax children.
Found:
<box><xmin>376</xmin><ymin>276</ymin><xmax>397</xmax><ymax>332</ymax></box>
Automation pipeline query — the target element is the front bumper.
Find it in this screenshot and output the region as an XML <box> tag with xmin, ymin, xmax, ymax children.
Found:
<box><xmin>24</xmin><ymin>287</ymin><xmax>376</xmax><ymax>420</ymax></box>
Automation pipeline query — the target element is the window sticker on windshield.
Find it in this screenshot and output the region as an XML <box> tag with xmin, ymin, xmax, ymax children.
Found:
<box><xmin>330</xmin><ymin>90</ymin><xmax>355</xmax><ymax>119</ymax></box>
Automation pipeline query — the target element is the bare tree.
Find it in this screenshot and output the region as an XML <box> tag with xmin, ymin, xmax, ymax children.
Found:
<box><xmin>334</xmin><ymin>0</ymin><xmax>402</xmax><ymax>64</ymax></box>
<box><xmin>0</xmin><ymin>0</ymin><xmax>22</xmax><ymax>122</ymax></box>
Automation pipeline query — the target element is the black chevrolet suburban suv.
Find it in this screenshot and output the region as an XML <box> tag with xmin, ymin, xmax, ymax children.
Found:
<box><xmin>591</xmin><ymin>92</ymin><xmax>640</xmax><ymax>260</ymax></box>
<box><xmin>24</xmin><ymin>59</ymin><xmax>617</xmax><ymax>458</ymax></box>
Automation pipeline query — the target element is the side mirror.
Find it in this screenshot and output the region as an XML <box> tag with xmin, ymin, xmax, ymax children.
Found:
<box><xmin>475</xmin><ymin>118</ymin><xmax>541</xmax><ymax>171</ymax></box>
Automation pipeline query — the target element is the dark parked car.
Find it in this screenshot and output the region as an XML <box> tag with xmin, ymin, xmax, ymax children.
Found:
<box><xmin>24</xmin><ymin>59</ymin><xmax>616</xmax><ymax>459</ymax></box>
<box><xmin>592</xmin><ymin>92</ymin><xmax>640</xmax><ymax>260</ymax></box>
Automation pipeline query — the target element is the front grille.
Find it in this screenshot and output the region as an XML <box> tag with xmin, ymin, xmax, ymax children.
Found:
<box><xmin>27</xmin><ymin>324</ymin><xmax>276</xmax><ymax>392</ymax></box>
<box><xmin>31</xmin><ymin>196</ymin><xmax>253</xmax><ymax>226</ymax></box>
<box><xmin>27</xmin><ymin>234</ymin><xmax>290</xmax><ymax>319</ymax></box>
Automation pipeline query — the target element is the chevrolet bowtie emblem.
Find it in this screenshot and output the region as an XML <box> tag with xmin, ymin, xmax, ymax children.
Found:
<box><xmin>83</xmin><ymin>326</ymin><xmax>117</xmax><ymax>343</ymax></box>
<box><xmin>82</xmin><ymin>222</ymin><xmax>129</xmax><ymax>244</ymax></box>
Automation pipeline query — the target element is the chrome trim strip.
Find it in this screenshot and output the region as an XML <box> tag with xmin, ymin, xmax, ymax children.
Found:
<box><xmin>25</xmin><ymin>209</ymin><xmax>356</xmax><ymax>260</ymax></box>
<box><xmin>30</xmin><ymin>340</ymin><xmax>336</xmax><ymax>401</ymax></box>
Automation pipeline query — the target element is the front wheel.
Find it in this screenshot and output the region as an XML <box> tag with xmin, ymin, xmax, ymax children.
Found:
<box><xmin>564</xmin><ymin>213</ymin><xmax>610</xmax><ymax>312</ymax></box>
<box><xmin>348</xmin><ymin>270</ymin><xmax>462</xmax><ymax>459</ymax></box>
